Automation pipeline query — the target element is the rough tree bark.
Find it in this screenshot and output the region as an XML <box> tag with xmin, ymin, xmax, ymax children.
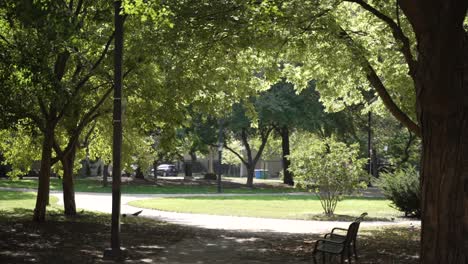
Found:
<box><xmin>398</xmin><ymin>1</ymin><xmax>468</xmax><ymax>262</ymax></box>
<box><xmin>33</xmin><ymin>122</ymin><xmax>55</xmax><ymax>222</ymax></box>
<box><xmin>280</xmin><ymin>126</ymin><xmax>294</xmax><ymax>186</ymax></box>
<box><xmin>61</xmin><ymin>143</ymin><xmax>77</xmax><ymax>216</ymax></box>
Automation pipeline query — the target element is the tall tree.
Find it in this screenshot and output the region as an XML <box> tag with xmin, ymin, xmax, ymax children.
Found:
<box><xmin>0</xmin><ymin>0</ymin><xmax>115</xmax><ymax>220</ymax></box>
<box><xmin>254</xmin><ymin>0</ymin><xmax>467</xmax><ymax>261</ymax></box>
<box><xmin>256</xmin><ymin>80</ymin><xmax>356</xmax><ymax>185</ymax></box>
<box><xmin>224</xmin><ymin>102</ymin><xmax>274</xmax><ymax>187</ymax></box>
<box><xmin>395</xmin><ymin>1</ymin><xmax>467</xmax><ymax>262</ymax></box>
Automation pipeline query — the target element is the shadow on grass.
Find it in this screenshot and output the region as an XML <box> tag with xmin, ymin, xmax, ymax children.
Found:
<box><xmin>0</xmin><ymin>208</ymin><xmax>193</xmax><ymax>264</ymax></box>
<box><xmin>300</xmin><ymin>213</ymin><xmax>392</xmax><ymax>222</ymax></box>
<box><xmin>0</xmin><ymin>208</ymin><xmax>419</xmax><ymax>263</ymax></box>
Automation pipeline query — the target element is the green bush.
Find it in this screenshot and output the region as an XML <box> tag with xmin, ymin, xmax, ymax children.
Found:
<box><xmin>289</xmin><ymin>137</ymin><xmax>367</xmax><ymax>216</ymax></box>
<box><xmin>379</xmin><ymin>167</ymin><xmax>421</xmax><ymax>218</ymax></box>
<box><xmin>204</xmin><ymin>173</ymin><xmax>217</xmax><ymax>180</ymax></box>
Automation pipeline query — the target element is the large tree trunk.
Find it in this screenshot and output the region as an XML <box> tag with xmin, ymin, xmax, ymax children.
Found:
<box><xmin>417</xmin><ymin>42</ymin><xmax>467</xmax><ymax>263</ymax></box>
<box><xmin>405</xmin><ymin>6</ymin><xmax>467</xmax><ymax>262</ymax></box>
<box><xmin>33</xmin><ymin>123</ymin><xmax>55</xmax><ymax>222</ymax></box>
<box><xmin>280</xmin><ymin>126</ymin><xmax>294</xmax><ymax>186</ymax></box>
<box><xmin>61</xmin><ymin>143</ymin><xmax>77</xmax><ymax>216</ymax></box>
<box><xmin>419</xmin><ymin>111</ymin><xmax>467</xmax><ymax>263</ymax></box>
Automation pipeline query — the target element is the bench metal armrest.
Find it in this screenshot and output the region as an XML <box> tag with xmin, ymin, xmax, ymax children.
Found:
<box><xmin>331</xmin><ymin>227</ymin><xmax>348</xmax><ymax>233</ymax></box>
<box><xmin>324</xmin><ymin>232</ymin><xmax>346</xmax><ymax>239</ymax></box>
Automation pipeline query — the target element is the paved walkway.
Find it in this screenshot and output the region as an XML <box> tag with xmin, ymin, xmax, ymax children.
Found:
<box><xmin>1</xmin><ymin>187</ymin><xmax>420</xmax><ymax>234</ymax></box>
<box><xmin>57</xmin><ymin>191</ymin><xmax>420</xmax><ymax>234</ymax></box>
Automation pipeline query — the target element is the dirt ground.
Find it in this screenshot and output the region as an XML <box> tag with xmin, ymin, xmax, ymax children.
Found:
<box><xmin>0</xmin><ymin>208</ymin><xmax>419</xmax><ymax>264</ymax></box>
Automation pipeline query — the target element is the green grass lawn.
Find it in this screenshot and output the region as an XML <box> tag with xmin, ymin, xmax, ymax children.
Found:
<box><xmin>0</xmin><ymin>191</ymin><xmax>58</xmax><ymax>211</ymax></box>
<box><xmin>0</xmin><ymin>178</ymin><xmax>297</xmax><ymax>194</ymax></box>
<box><xmin>129</xmin><ymin>195</ymin><xmax>402</xmax><ymax>221</ymax></box>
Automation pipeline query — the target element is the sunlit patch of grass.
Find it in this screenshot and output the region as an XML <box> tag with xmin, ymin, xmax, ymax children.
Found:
<box><xmin>129</xmin><ymin>195</ymin><xmax>401</xmax><ymax>221</ymax></box>
<box><xmin>0</xmin><ymin>191</ymin><xmax>58</xmax><ymax>211</ymax></box>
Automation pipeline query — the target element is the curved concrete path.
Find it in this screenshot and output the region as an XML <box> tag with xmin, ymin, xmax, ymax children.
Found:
<box><xmin>49</xmin><ymin>191</ymin><xmax>420</xmax><ymax>234</ymax></box>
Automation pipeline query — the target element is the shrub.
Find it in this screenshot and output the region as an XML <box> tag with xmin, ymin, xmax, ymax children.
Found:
<box><xmin>204</xmin><ymin>173</ymin><xmax>217</xmax><ymax>180</ymax></box>
<box><xmin>289</xmin><ymin>137</ymin><xmax>367</xmax><ymax>216</ymax></box>
<box><xmin>378</xmin><ymin>167</ymin><xmax>421</xmax><ymax>218</ymax></box>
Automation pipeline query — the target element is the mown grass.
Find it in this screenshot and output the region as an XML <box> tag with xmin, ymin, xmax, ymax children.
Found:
<box><xmin>0</xmin><ymin>190</ymin><xmax>419</xmax><ymax>263</ymax></box>
<box><xmin>0</xmin><ymin>178</ymin><xmax>296</xmax><ymax>194</ymax></box>
<box><xmin>129</xmin><ymin>195</ymin><xmax>402</xmax><ymax>221</ymax></box>
<box><xmin>0</xmin><ymin>191</ymin><xmax>58</xmax><ymax>211</ymax></box>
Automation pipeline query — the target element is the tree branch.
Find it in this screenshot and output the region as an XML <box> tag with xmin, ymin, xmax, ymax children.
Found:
<box><xmin>337</xmin><ymin>25</ymin><xmax>422</xmax><ymax>137</ymax></box>
<box><xmin>0</xmin><ymin>33</ymin><xmax>11</xmax><ymax>46</ymax></box>
<box><xmin>54</xmin><ymin>51</ymin><xmax>70</xmax><ymax>81</ymax></box>
<box><xmin>81</xmin><ymin>120</ymin><xmax>97</xmax><ymax>148</ymax></box>
<box><xmin>253</xmin><ymin>126</ymin><xmax>273</xmax><ymax>165</ymax></box>
<box><xmin>74</xmin><ymin>0</ymin><xmax>84</xmax><ymax>17</ymax></box>
<box><xmin>37</xmin><ymin>97</ymin><xmax>49</xmax><ymax>120</ymax></box>
<box><xmin>240</xmin><ymin>128</ymin><xmax>253</xmax><ymax>163</ymax></box>
<box><xmin>345</xmin><ymin>0</ymin><xmax>417</xmax><ymax>77</ymax></box>
<box><xmin>223</xmin><ymin>143</ymin><xmax>248</xmax><ymax>166</ymax></box>
<box><xmin>74</xmin><ymin>31</ymin><xmax>115</xmax><ymax>91</ymax></box>
<box><xmin>365</xmin><ymin>63</ymin><xmax>421</xmax><ymax>136</ymax></box>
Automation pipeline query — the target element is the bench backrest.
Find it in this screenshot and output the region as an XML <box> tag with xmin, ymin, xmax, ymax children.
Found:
<box><xmin>344</xmin><ymin>212</ymin><xmax>367</xmax><ymax>244</ymax></box>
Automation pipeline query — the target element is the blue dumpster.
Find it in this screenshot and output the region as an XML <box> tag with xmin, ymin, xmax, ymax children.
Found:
<box><xmin>255</xmin><ymin>169</ymin><xmax>268</xmax><ymax>179</ymax></box>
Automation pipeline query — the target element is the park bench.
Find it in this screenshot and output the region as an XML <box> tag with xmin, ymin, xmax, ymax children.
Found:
<box><xmin>312</xmin><ymin>212</ymin><xmax>367</xmax><ymax>264</ymax></box>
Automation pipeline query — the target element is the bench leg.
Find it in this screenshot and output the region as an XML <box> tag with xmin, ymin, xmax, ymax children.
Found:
<box><xmin>353</xmin><ymin>241</ymin><xmax>358</xmax><ymax>260</ymax></box>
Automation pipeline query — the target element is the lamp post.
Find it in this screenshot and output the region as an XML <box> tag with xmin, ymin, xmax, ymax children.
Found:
<box><xmin>217</xmin><ymin>120</ymin><xmax>224</xmax><ymax>193</ymax></box>
<box><xmin>104</xmin><ymin>0</ymin><xmax>125</xmax><ymax>259</ymax></box>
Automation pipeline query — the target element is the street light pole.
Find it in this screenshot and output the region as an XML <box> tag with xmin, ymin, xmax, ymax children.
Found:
<box><xmin>104</xmin><ymin>0</ymin><xmax>125</xmax><ymax>259</ymax></box>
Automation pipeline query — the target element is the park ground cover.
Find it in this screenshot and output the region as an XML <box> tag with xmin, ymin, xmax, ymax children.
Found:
<box><xmin>0</xmin><ymin>190</ymin><xmax>419</xmax><ymax>263</ymax></box>
<box><xmin>129</xmin><ymin>195</ymin><xmax>402</xmax><ymax>221</ymax></box>
<box><xmin>0</xmin><ymin>177</ymin><xmax>297</xmax><ymax>194</ymax></box>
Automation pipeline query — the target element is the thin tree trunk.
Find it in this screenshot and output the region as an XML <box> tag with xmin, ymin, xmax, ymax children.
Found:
<box><xmin>61</xmin><ymin>143</ymin><xmax>77</xmax><ymax>216</ymax></box>
<box><xmin>135</xmin><ymin>167</ymin><xmax>144</xmax><ymax>179</ymax></box>
<box><xmin>33</xmin><ymin>123</ymin><xmax>54</xmax><ymax>222</ymax></box>
<box><xmin>246</xmin><ymin>165</ymin><xmax>255</xmax><ymax>188</ymax></box>
<box><xmin>152</xmin><ymin>160</ymin><xmax>158</xmax><ymax>182</ymax></box>
<box><xmin>103</xmin><ymin>164</ymin><xmax>109</xmax><ymax>187</ymax></box>
<box><xmin>280</xmin><ymin>126</ymin><xmax>294</xmax><ymax>186</ymax></box>
<box><xmin>208</xmin><ymin>147</ymin><xmax>214</xmax><ymax>173</ymax></box>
